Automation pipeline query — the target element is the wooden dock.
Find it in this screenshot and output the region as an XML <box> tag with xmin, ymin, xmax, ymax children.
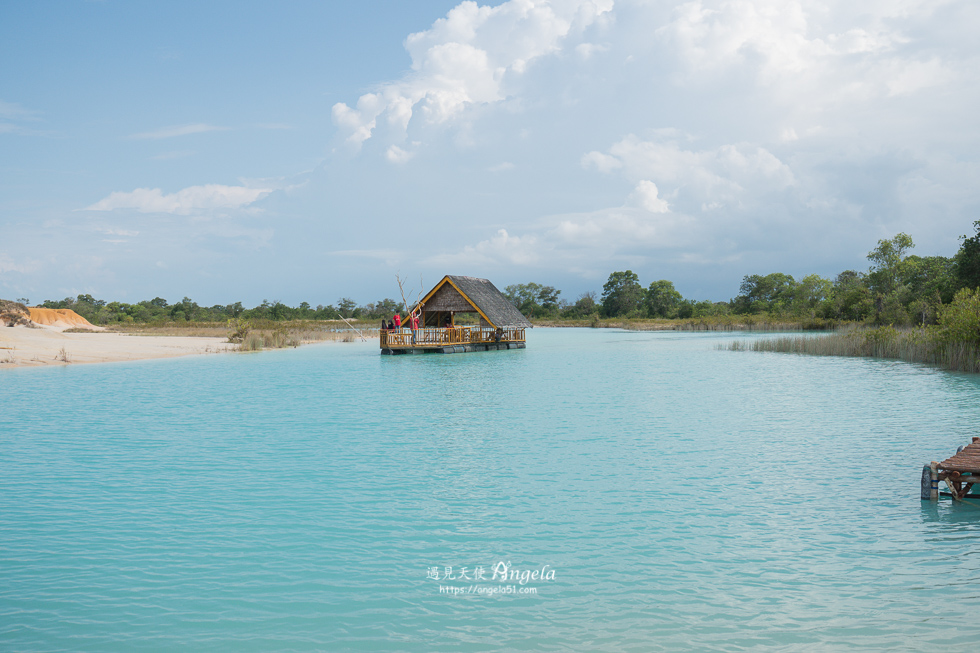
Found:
<box><xmin>381</xmin><ymin>275</ymin><xmax>531</xmax><ymax>356</ymax></box>
<box><xmin>380</xmin><ymin>326</ymin><xmax>526</xmax><ymax>355</ymax></box>
<box><xmin>922</xmin><ymin>437</ymin><xmax>980</xmax><ymax>500</ymax></box>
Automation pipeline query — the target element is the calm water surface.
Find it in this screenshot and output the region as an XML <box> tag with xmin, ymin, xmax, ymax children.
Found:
<box><xmin>2</xmin><ymin>328</ymin><xmax>980</xmax><ymax>651</ymax></box>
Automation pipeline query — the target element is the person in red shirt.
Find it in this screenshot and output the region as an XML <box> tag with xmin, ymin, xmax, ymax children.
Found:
<box><xmin>409</xmin><ymin>311</ymin><xmax>419</xmax><ymax>344</ymax></box>
<box><xmin>393</xmin><ymin>313</ymin><xmax>402</xmax><ymax>330</ymax></box>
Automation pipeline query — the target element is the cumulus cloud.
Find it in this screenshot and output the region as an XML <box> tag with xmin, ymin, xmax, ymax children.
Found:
<box><xmin>331</xmin><ymin>0</ymin><xmax>613</xmax><ymax>149</ymax></box>
<box><xmin>585</xmin><ymin>134</ymin><xmax>795</xmax><ymax>211</ymax></box>
<box><xmin>84</xmin><ymin>184</ymin><xmax>272</xmax><ymax>214</ymax></box>
<box><xmin>426</xmin><ymin>204</ymin><xmax>709</xmax><ymax>279</ymax></box>
<box><xmin>385</xmin><ymin>145</ymin><xmax>415</xmax><ymax>164</ymax></box>
<box><xmin>426</xmin><ymin>228</ymin><xmax>541</xmax><ymax>267</ymax></box>
<box><xmin>581</xmin><ymin>150</ymin><xmax>622</xmax><ymax>174</ymax></box>
<box><xmin>655</xmin><ymin>0</ymin><xmax>961</xmax><ymax>113</ymax></box>
<box><xmin>628</xmin><ymin>180</ymin><xmax>670</xmax><ymax>213</ymax></box>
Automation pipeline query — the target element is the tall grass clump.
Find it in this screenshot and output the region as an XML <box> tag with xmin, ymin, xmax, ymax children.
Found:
<box><xmin>226</xmin><ymin>317</ymin><xmax>251</xmax><ymax>344</ymax></box>
<box><xmin>241</xmin><ymin>332</ymin><xmax>264</xmax><ymax>351</ymax></box>
<box><xmin>725</xmin><ymin>289</ymin><xmax>980</xmax><ymax>373</ymax></box>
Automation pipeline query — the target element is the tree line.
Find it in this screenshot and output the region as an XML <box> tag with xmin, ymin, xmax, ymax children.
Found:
<box><xmin>506</xmin><ymin>222</ymin><xmax>980</xmax><ymax>326</ymax></box>
<box><xmin>32</xmin><ymin>221</ymin><xmax>980</xmax><ymax>328</ymax></box>
<box><xmin>36</xmin><ymin>295</ymin><xmax>406</xmax><ymax>326</ymax></box>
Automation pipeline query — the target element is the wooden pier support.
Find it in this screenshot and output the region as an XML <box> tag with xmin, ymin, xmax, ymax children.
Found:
<box><xmin>925</xmin><ymin>437</ymin><xmax>980</xmax><ymax>501</ymax></box>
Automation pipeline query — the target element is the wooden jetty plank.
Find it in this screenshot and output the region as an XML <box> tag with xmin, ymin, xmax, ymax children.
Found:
<box><xmin>937</xmin><ymin>439</ymin><xmax>980</xmax><ymax>474</ymax></box>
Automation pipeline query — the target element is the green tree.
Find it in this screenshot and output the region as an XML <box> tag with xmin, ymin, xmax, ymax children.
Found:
<box><xmin>821</xmin><ymin>270</ymin><xmax>872</xmax><ymax>321</ymax></box>
<box><xmin>900</xmin><ymin>255</ymin><xmax>956</xmax><ymax>324</ymax></box>
<box><xmin>601</xmin><ymin>270</ymin><xmax>643</xmax><ymax>317</ymax></box>
<box><xmin>866</xmin><ymin>232</ymin><xmax>914</xmax><ymax>298</ymax></box>
<box><xmin>955</xmin><ymin>220</ymin><xmax>980</xmax><ymax>289</ymax></box>
<box><xmin>505</xmin><ymin>283</ymin><xmax>561</xmax><ymax>317</ymax></box>
<box><xmin>170</xmin><ymin>297</ymin><xmax>199</xmax><ymax>321</ymax></box>
<box><xmin>362</xmin><ymin>298</ymin><xmax>403</xmax><ymax>319</ymax></box>
<box><xmin>787</xmin><ymin>274</ymin><xmax>831</xmax><ymax>317</ymax></box>
<box><xmin>644</xmin><ymin>280</ymin><xmax>683</xmax><ymax>318</ymax></box>
<box><xmin>732</xmin><ymin>273</ymin><xmax>796</xmax><ymax>314</ymax></box>
<box><xmin>561</xmin><ymin>292</ymin><xmax>597</xmax><ymax>319</ymax></box>
<box><xmin>336</xmin><ymin>297</ymin><xmax>358</xmax><ymax>318</ymax></box>
<box><xmin>269</xmin><ymin>301</ymin><xmax>288</xmax><ymax>321</ymax></box>
<box><xmin>934</xmin><ymin>287</ymin><xmax>980</xmax><ymax>345</ymax></box>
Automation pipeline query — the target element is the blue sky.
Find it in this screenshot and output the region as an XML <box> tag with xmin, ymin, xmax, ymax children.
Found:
<box><xmin>2</xmin><ymin>0</ymin><xmax>978</xmax><ymax>307</ymax></box>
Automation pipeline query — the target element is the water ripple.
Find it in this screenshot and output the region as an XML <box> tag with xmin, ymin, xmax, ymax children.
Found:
<box><xmin>2</xmin><ymin>330</ymin><xmax>980</xmax><ymax>651</ymax></box>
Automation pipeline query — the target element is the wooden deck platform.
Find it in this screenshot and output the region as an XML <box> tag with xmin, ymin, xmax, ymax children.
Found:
<box><xmin>936</xmin><ymin>438</ymin><xmax>980</xmax><ymax>499</ymax></box>
<box><xmin>923</xmin><ymin>437</ymin><xmax>980</xmax><ymax>500</ymax></box>
<box><xmin>380</xmin><ymin>326</ymin><xmax>526</xmax><ymax>355</ymax></box>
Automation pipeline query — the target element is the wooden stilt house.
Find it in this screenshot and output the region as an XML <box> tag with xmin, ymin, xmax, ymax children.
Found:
<box><xmin>380</xmin><ymin>275</ymin><xmax>531</xmax><ymax>355</ymax></box>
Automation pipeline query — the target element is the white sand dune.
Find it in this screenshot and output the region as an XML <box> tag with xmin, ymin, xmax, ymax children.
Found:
<box><xmin>0</xmin><ymin>323</ymin><xmax>235</xmax><ymax>368</ymax></box>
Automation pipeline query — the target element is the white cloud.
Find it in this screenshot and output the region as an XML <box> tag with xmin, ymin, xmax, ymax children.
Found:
<box><xmin>595</xmin><ymin>134</ymin><xmax>795</xmax><ymax>210</ymax></box>
<box><xmin>426</xmin><ymin>228</ymin><xmax>540</xmax><ymax>267</ymax></box>
<box><xmin>0</xmin><ymin>252</ymin><xmax>40</xmax><ymax>275</ymax></box>
<box><xmin>885</xmin><ymin>57</ymin><xmax>956</xmax><ymax>96</ymax></box>
<box><xmin>385</xmin><ymin>145</ymin><xmax>415</xmax><ymax>164</ymax></box>
<box><xmin>628</xmin><ymin>180</ymin><xmax>670</xmax><ymax>213</ymax></box>
<box><xmin>99</xmin><ymin>228</ymin><xmax>140</xmax><ymax>237</ymax></box>
<box><xmin>330</xmin><ymin>249</ymin><xmax>405</xmax><ymax>267</ymax></box>
<box><xmin>655</xmin><ymin>0</ymin><xmax>961</xmax><ymax>114</ymax></box>
<box><xmin>575</xmin><ymin>42</ymin><xmax>608</xmax><ymax>59</ymax></box>
<box><xmin>0</xmin><ymin>99</ymin><xmax>38</xmax><ymax>121</ymax></box>
<box><xmin>150</xmin><ymin>150</ymin><xmax>194</xmax><ymax>160</ymax></box>
<box><xmin>581</xmin><ymin>150</ymin><xmax>622</xmax><ymax>173</ymax></box>
<box><xmin>129</xmin><ymin>123</ymin><xmax>228</xmax><ymax>140</ymax></box>
<box><xmin>0</xmin><ymin>99</ymin><xmax>41</xmax><ymax>135</ymax></box>
<box><xmin>331</xmin><ymin>0</ymin><xmax>613</xmax><ymax>148</ymax></box>
<box><xmin>426</xmin><ymin>204</ymin><xmax>707</xmax><ymax>278</ymax></box>
<box><xmin>84</xmin><ymin>184</ymin><xmax>272</xmax><ymax>214</ymax></box>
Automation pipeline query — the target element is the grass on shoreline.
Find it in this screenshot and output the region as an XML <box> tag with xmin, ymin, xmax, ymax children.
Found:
<box><xmin>726</xmin><ymin>326</ymin><xmax>980</xmax><ymax>374</ymax></box>
<box><xmin>74</xmin><ymin>316</ymin><xmax>980</xmax><ymax>373</ymax></box>
<box><xmin>105</xmin><ymin>319</ymin><xmax>378</xmax><ymax>351</ymax></box>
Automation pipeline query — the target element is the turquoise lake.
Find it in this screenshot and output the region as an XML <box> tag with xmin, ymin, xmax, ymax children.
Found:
<box><xmin>2</xmin><ymin>328</ymin><xmax>980</xmax><ymax>651</ymax></box>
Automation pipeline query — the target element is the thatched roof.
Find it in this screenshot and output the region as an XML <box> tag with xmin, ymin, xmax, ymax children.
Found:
<box><xmin>419</xmin><ymin>275</ymin><xmax>532</xmax><ymax>328</ymax></box>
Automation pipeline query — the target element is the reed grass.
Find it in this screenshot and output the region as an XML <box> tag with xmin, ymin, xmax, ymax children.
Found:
<box><xmin>727</xmin><ymin>327</ymin><xmax>980</xmax><ymax>373</ymax></box>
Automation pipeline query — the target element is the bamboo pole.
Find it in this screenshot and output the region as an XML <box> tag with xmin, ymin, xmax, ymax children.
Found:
<box><xmin>338</xmin><ymin>314</ymin><xmax>367</xmax><ymax>341</ymax></box>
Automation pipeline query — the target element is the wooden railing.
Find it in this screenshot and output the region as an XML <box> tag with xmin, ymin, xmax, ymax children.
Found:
<box><xmin>380</xmin><ymin>327</ymin><xmax>526</xmax><ymax>349</ymax></box>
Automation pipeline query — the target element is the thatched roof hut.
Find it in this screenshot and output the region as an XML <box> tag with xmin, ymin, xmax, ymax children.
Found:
<box><xmin>417</xmin><ymin>275</ymin><xmax>532</xmax><ymax>329</ymax></box>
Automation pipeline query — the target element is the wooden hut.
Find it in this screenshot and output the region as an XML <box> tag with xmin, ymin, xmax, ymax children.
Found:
<box><xmin>380</xmin><ymin>275</ymin><xmax>531</xmax><ymax>355</ymax></box>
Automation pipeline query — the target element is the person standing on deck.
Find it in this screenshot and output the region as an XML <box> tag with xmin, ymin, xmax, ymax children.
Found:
<box><xmin>409</xmin><ymin>310</ymin><xmax>419</xmax><ymax>344</ymax></box>
<box><xmin>393</xmin><ymin>313</ymin><xmax>402</xmax><ymax>332</ymax></box>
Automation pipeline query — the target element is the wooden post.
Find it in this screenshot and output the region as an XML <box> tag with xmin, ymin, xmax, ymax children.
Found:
<box><xmin>930</xmin><ymin>462</ymin><xmax>939</xmax><ymax>500</ymax></box>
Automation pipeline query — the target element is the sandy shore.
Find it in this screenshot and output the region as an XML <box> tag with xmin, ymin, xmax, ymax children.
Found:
<box><xmin>0</xmin><ymin>325</ymin><xmax>236</xmax><ymax>369</ymax></box>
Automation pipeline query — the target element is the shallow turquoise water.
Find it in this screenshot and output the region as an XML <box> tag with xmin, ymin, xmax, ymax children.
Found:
<box><xmin>2</xmin><ymin>328</ymin><xmax>980</xmax><ymax>651</ymax></box>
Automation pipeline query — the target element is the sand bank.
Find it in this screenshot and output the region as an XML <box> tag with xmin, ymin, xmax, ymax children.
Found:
<box><xmin>28</xmin><ymin>307</ymin><xmax>100</xmax><ymax>329</ymax></box>
<box><xmin>0</xmin><ymin>324</ymin><xmax>235</xmax><ymax>369</ymax></box>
